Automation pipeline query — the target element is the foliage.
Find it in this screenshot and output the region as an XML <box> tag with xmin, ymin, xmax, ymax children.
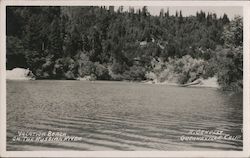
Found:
<box><xmin>216</xmin><ymin>47</ymin><xmax>243</xmax><ymax>91</ymax></box>
<box><xmin>215</xmin><ymin>17</ymin><xmax>243</xmax><ymax>92</ymax></box>
<box><xmin>94</xmin><ymin>62</ymin><xmax>110</xmax><ymax>80</ymax></box>
<box><xmin>6</xmin><ymin>36</ymin><xmax>26</xmax><ymax>69</ymax></box>
<box><xmin>6</xmin><ymin>6</ymin><xmax>242</xmax><ymax>91</ymax></box>
<box><xmin>221</xmin><ymin>16</ymin><xmax>243</xmax><ymax>47</ymax></box>
<box><xmin>123</xmin><ymin>65</ymin><xmax>146</xmax><ymax>81</ymax></box>
<box><xmin>147</xmin><ymin>55</ymin><xmax>207</xmax><ymax>84</ymax></box>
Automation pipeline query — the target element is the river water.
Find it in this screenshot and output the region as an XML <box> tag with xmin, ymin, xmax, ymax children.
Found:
<box><xmin>6</xmin><ymin>80</ymin><xmax>243</xmax><ymax>151</ymax></box>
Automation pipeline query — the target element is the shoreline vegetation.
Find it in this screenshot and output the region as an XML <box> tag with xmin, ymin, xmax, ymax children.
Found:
<box><xmin>6</xmin><ymin>6</ymin><xmax>243</xmax><ymax>92</ymax></box>
<box><xmin>6</xmin><ymin>68</ymin><xmax>219</xmax><ymax>88</ymax></box>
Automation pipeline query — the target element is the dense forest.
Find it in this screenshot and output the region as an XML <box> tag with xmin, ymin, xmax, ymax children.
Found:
<box><xmin>6</xmin><ymin>6</ymin><xmax>243</xmax><ymax>91</ymax></box>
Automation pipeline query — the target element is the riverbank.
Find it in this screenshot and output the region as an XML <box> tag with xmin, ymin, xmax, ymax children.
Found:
<box><xmin>6</xmin><ymin>69</ymin><xmax>219</xmax><ymax>88</ymax></box>
<box><xmin>143</xmin><ymin>77</ymin><xmax>219</xmax><ymax>88</ymax></box>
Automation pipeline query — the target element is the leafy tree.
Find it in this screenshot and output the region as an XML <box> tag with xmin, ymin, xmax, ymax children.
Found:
<box><xmin>6</xmin><ymin>6</ymin><xmax>241</xmax><ymax>91</ymax></box>
<box><xmin>222</xmin><ymin>16</ymin><xmax>243</xmax><ymax>47</ymax></box>
<box><xmin>215</xmin><ymin>17</ymin><xmax>243</xmax><ymax>91</ymax></box>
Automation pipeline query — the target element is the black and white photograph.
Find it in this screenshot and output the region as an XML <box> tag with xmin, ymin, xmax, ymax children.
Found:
<box><xmin>0</xmin><ymin>0</ymin><xmax>250</xmax><ymax>157</ymax></box>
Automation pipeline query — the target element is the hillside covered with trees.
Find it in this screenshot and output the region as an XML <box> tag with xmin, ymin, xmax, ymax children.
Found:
<box><xmin>6</xmin><ymin>6</ymin><xmax>243</xmax><ymax>91</ymax></box>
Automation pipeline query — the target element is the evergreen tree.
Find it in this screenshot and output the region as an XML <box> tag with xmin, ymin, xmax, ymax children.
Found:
<box><xmin>6</xmin><ymin>6</ymin><xmax>241</xmax><ymax>86</ymax></box>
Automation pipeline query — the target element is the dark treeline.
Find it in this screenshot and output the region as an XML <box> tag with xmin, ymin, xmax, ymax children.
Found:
<box><xmin>7</xmin><ymin>6</ymin><xmax>243</xmax><ymax>91</ymax></box>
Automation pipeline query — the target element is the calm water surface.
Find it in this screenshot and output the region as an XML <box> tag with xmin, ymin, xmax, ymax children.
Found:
<box><xmin>7</xmin><ymin>80</ymin><xmax>243</xmax><ymax>151</ymax></box>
